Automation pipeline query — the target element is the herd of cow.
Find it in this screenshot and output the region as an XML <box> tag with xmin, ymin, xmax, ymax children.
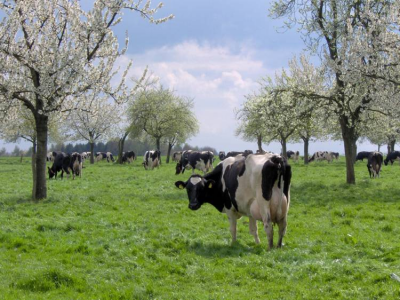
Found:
<box><xmin>45</xmin><ymin>147</ymin><xmax>400</xmax><ymax>249</ymax></box>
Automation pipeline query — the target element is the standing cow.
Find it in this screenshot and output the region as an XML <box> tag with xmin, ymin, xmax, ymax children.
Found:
<box><xmin>175</xmin><ymin>153</ymin><xmax>292</xmax><ymax>249</ymax></box>
<box><xmin>71</xmin><ymin>152</ymin><xmax>82</xmax><ymax>179</ymax></box>
<box><xmin>143</xmin><ymin>150</ymin><xmax>161</xmax><ymax>170</ymax></box>
<box><xmin>367</xmin><ymin>152</ymin><xmax>383</xmax><ymax>178</ymax></box>
<box><xmin>122</xmin><ymin>151</ymin><xmax>136</xmax><ymax>164</ymax></box>
<box><xmin>175</xmin><ymin>150</ymin><xmax>214</xmax><ymax>175</ymax></box>
<box><xmin>308</xmin><ymin>151</ymin><xmax>334</xmax><ymax>163</ymax></box>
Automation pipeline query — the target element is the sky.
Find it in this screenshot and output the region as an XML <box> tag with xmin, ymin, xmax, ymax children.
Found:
<box><xmin>0</xmin><ymin>0</ymin><xmax>380</xmax><ymax>154</ymax></box>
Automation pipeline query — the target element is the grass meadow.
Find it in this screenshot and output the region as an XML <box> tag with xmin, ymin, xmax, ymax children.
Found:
<box><xmin>0</xmin><ymin>155</ymin><xmax>400</xmax><ymax>299</ymax></box>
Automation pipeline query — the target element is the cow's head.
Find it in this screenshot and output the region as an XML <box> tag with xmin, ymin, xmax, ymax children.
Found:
<box><xmin>48</xmin><ymin>167</ymin><xmax>55</xmax><ymax>179</ymax></box>
<box><xmin>383</xmin><ymin>158</ymin><xmax>389</xmax><ymax>166</ymax></box>
<box><xmin>175</xmin><ymin>175</ymin><xmax>215</xmax><ymax>210</ymax></box>
<box><xmin>175</xmin><ymin>162</ymin><xmax>183</xmax><ymax>175</ymax></box>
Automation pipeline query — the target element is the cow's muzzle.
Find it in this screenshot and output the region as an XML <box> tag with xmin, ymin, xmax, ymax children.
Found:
<box><xmin>189</xmin><ymin>203</ymin><xmax>201</xmax><ymax>210</ymax></box>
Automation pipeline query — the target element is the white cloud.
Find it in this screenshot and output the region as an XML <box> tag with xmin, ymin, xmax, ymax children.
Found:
<box><xmin>120</xmin><ymin>40</ymin><xmax>276</xmax><ymax>151</ymax></box>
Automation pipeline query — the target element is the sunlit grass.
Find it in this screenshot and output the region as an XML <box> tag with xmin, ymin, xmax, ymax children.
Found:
<box><xmin>0</xmin><ymin>156</ymin><xmax>399</xmax><ymax>299</ymax></box>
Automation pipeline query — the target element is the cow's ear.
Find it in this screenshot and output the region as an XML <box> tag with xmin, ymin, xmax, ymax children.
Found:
<box><xmin>175</xmin><ymin>181</ymin><xmax>186</xmax><ymax>189</ymax></box>
<box><xmin>206</xmin><ymin>179</ymin><xmax>215</xmax><ymax>189</ymax></box>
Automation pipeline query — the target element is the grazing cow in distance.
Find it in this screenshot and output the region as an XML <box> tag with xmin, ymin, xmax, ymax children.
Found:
<box><xmin>355</xmin><ymin>151</ymin><xmax>373</xmax><ymax>162</ymax></box>
<box><xmin>71</xmin><ymin>152</ymin><xmax>82</xmax><ymax>179</ymax></box>
<box><xmin>308</xmin><ymin>151</ymin><xmax>334</xmax><ymax>163</ymax></box>
<box><xmin>226</xmin><ymin>150</ymin><xmax>253</xmax><ymax>158</ymax></box>
<box><xmin>332</xmin><ymin>152</ymin><xmax>339</xmax><ymax>160</ymax></box>
<box><xmin>176</xmin><ymin>150</ymin><xmax>214</xmax><ymax>175</ymax></box>
<box><xmin>172</xmin><ymin>151</ymin><xmax>182</xmax><ymax>163</ymax></box>
<box><xmin>96</xmin><ymin>152</ymin><xmax>114</xmax><ymax>163</ymax></box>
<box><xmin>218</xmin><ymin>151</ymin><xmax>226</xmax><ymax>160</ymax></box>
<box><xmin>175</xmin><ymin>153</ymin><xmax>292</xmax><ymax>249</ymax></box>
<box><xmin>286</xmin><ymin>150</ymin><xmax>295</xmax><ymax>159</ymax></box>
<box><xmin>143</xmin><ymin>150</ymin><xmax>161</xmax><ymax>170</ymax></box>
<box><xmin>48</xmin><ymin>152</ymin><xmax>71</xmax><ymax>179</ymax></box>
<box><xmin>384</xmin><ymin>151</ymin><xmax>400</xmax><ymax>166</ymax></box>
<box><xmin>81</xmin><ymin>152</ymin><xmax>90</xmax><ymax>162</ymax></box>
<box><xmin>122</xmin><ymin>151</ymin><xmax>136</xmax><ymax>164</ymax></box>
<box><xmin>292</xmin><ymin>151</ymin><xmax>300</xmax><ymax>162</ymax></box>
<box><xmin>367</xmin><ymin>152</ymin><xmax>383</xmax><ymax>178</ymax></box>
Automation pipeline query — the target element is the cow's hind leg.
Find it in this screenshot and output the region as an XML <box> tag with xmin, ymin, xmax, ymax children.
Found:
<box><xmin>249</xmin><ymin>217</ymin><xmax>260</xmax><ymax>244</ymax></box>
<box><xmin>277</xmin><ymin>217</ymin><xmax>287</xmax><ymax>248</ymax></box>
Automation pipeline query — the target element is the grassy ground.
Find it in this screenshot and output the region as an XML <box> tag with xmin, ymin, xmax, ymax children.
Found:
<box><xmin>0</xmin><ymin>156</ymin><xmax>399</xmax><ymax>299</ymax></box>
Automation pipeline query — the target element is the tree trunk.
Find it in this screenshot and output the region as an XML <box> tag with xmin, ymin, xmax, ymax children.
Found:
<box><xmin>257</xmin><ymin>134</ymin><xmax>263</xmax><ymax>152</ymax></box>
<box><xmin>340</xmin><ymin>117</ymin><xmax>357</xmax><ymax>184</ymax></box>
<box><xmin>31</xmin><ymin>139</ymin><xmax>37</xmax><ymax>199</ymax></box>
<box><xmin>303</xmin><ymin>137</ymin><xmax>309</xmax><ymax>165</ymax></box>
<box><xmin>281</xmin><ymin>137</ymin><xmax>287</xmax><ymax>159</ymax></box>
<box><xmin>34</xmin><ymin>114</ymin><xmax>48</xmax><ymax>200</ymax></box>
<box><xmin>166</xmin><ymin>143</ymin><xmax>173</xmax><ymax>163</ymax></box>
<box><xmin>90</xmin><ymin>142</ymin><xmax>95</xmax><ymax>164</ymax></box>
<box><xmin>390</xmin><ymin>140</ymin><xmax>395</xmax><ymax>152</ymax></box>
<box><xmin>377</xmin><ymin>144</ymin><xmax>381</xmax><ymax>152</ymax></box>
<box><xmin>117</xmin><ymin>132</ymin><xmax>129</xmax><ymax>164</ymax></box>
<box><xmin>156</xmin><ymin>137</ymin><xmax>161</xmax><ymax>164</ymax></box>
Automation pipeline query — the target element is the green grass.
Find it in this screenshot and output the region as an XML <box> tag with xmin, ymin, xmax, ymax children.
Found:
<box><xmin>0</xmin><ymin>156</ymin><xmax>400</xmax><ymax>299</ymax></box>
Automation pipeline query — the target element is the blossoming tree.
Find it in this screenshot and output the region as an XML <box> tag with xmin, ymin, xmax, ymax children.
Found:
<box><xmin>0</xmin><ymin>0</ymin><xmax>172</xmax><ymax>199</ymax></box>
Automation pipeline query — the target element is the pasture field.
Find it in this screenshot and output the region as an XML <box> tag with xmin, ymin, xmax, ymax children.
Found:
<box><xmin>0</xmin><ymin>156</ymin><xmax>400</xmax><ymax>299</ymax></box>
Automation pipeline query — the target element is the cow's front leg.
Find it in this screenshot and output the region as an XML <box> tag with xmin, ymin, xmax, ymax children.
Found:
<box><xmin>226</xmin><ymin>211</ymin><xmax>238</xmax><ymax>244</ymax></box>
<box><xmin>263</xmin><ymin>214</ymin><xmax>273</xmax><ymax>249</ymax></box>
<box><xmin>249</xmin><ymin>217</ymin><xmax>260</xmax><ymax>244</ymax></box>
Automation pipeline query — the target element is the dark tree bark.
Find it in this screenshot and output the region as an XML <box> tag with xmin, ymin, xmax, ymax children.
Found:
<box><xmin>166</xmin><ymin>142</ymin><xmax>173</xmax><ymax>163</ymax></box>
<box><xmin>390</xmin><ymin>140</ymin><xmax>395</xmax><ymax>152</ymax></box>
<box><xmin>34</xmin><ymin>114</ymin><xmax>48</xmax><ymax>200</ymax></box>
<box><xmin>340</xmin><ymin>117</ymin><xmax>357</xmax><ymax>184</ymax></box>
<box><xmin>257</xmin><ymin>134</ymin><xmax>263</xmax><ymax>152</ymax></box>
<box><xmin>90</xmin><ymin>142</ymin><xmax>95</xmax><ymax>164</ymax></box>
<box><xmin>156</xmin><ymin>137</ymin><xmax>161</xmax><ymax>164</ymax></box>
<box><xmin>302</xmin><ymin>137</ymin><xmax>309</xmax><ymax>164</ymax></box>
<box><xmin>281</xmin><ymin>136</ymin><xmax>287</xmax><ymax>159</ymax></box>
<box><xmin>31</xmin><ymin>139</ymin><xmax>37</xmax><ymax>200</ymax></box>
<box><xmin>117</xmin><ymin>132</ymin><xmax>129</xmax><ymax>164</ymax></box>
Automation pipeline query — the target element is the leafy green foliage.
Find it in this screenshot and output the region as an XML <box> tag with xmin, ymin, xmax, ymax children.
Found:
<box><xmin>0</xmin><ymin>156</ymin><xmax>399</xmax><ymax>299</ymax></box>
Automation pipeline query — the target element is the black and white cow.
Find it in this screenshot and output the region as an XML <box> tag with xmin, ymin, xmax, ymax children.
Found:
<box><xmin>355</xmin><ymin>151</ymin><xmax>373</xmax><ymax>162</ymax></box>
<box><xmin>96</xmin><ymin>152</ymin><xmax>114</xmax><ymax>163</ymax></box>
<box><xmin>48</xmin><ymin>152</ymin><xmax>71</xmax><ymax>179</ymax></box>
<box><xmin>384</xmin><ymin>151</ymin><xmax>400</xmax><ymax>166</ymax></box>
<box><xmin>143</xmin><ymin>150</ymin><xmax>161</xmax><ymax>170</ymax></box>
<box><xmin>175</xmin><ymin>153</ymin><xmax>292</xmax><ymax>249</ymax></box>
<box><xmin>47</xmin><ymin>151</ymin><xmax>57</xmax><ymax>162</ymax></box>
<box><xmin>218</xmin><ymin>151</ymin><xmax>226</xmax><ymax>161</ymax></box>
<box><xmin>367</xmin><ymin>152</ymin><xmax>383</xmax><ymax>178</ymax></box>
<box><xmin>286</xmin><ymin>150</ymin><xmax>295</xmax><ymax>158</ymax></box>
<box><xmin>122</xmin><ymin>151</ymin><xmax>136</xmax><ymax>164</ymax></box>
<box><xmin>292</xmin><ymin>151</ymin><xmax>300</xmax><ymax>162</ymax></box>
<box><xmin>71</xmin><ymin>152</ymin><xmax>82</xmax><ymax>179</ymax></box>
<box><xmin>308</xmin><ymin>151</ymin><xmax>334</xmax><ymax>163</ymax></box>
<box><xmin>226</xmin><ymin>150</ymin><xmax>253</xmax><ymax>158</ymax></box>
<box><xmin>175</xmin><ymin>150</ymin><xmax>214</xmax><ymax>175</ymax></box>
<box><xmin>81</xmin><ymin>152</ymin><xmax>90</xmax><ymax>161</ymax></box>
<box><xmin>331</xmin><ymin>152</ymin><xmax>339</xmax><ymax>160</ymax></box>
<box><xmin>172</xmin><ymin>151</ymin><xmax>182</xmax><ymax>163</ymax></box>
